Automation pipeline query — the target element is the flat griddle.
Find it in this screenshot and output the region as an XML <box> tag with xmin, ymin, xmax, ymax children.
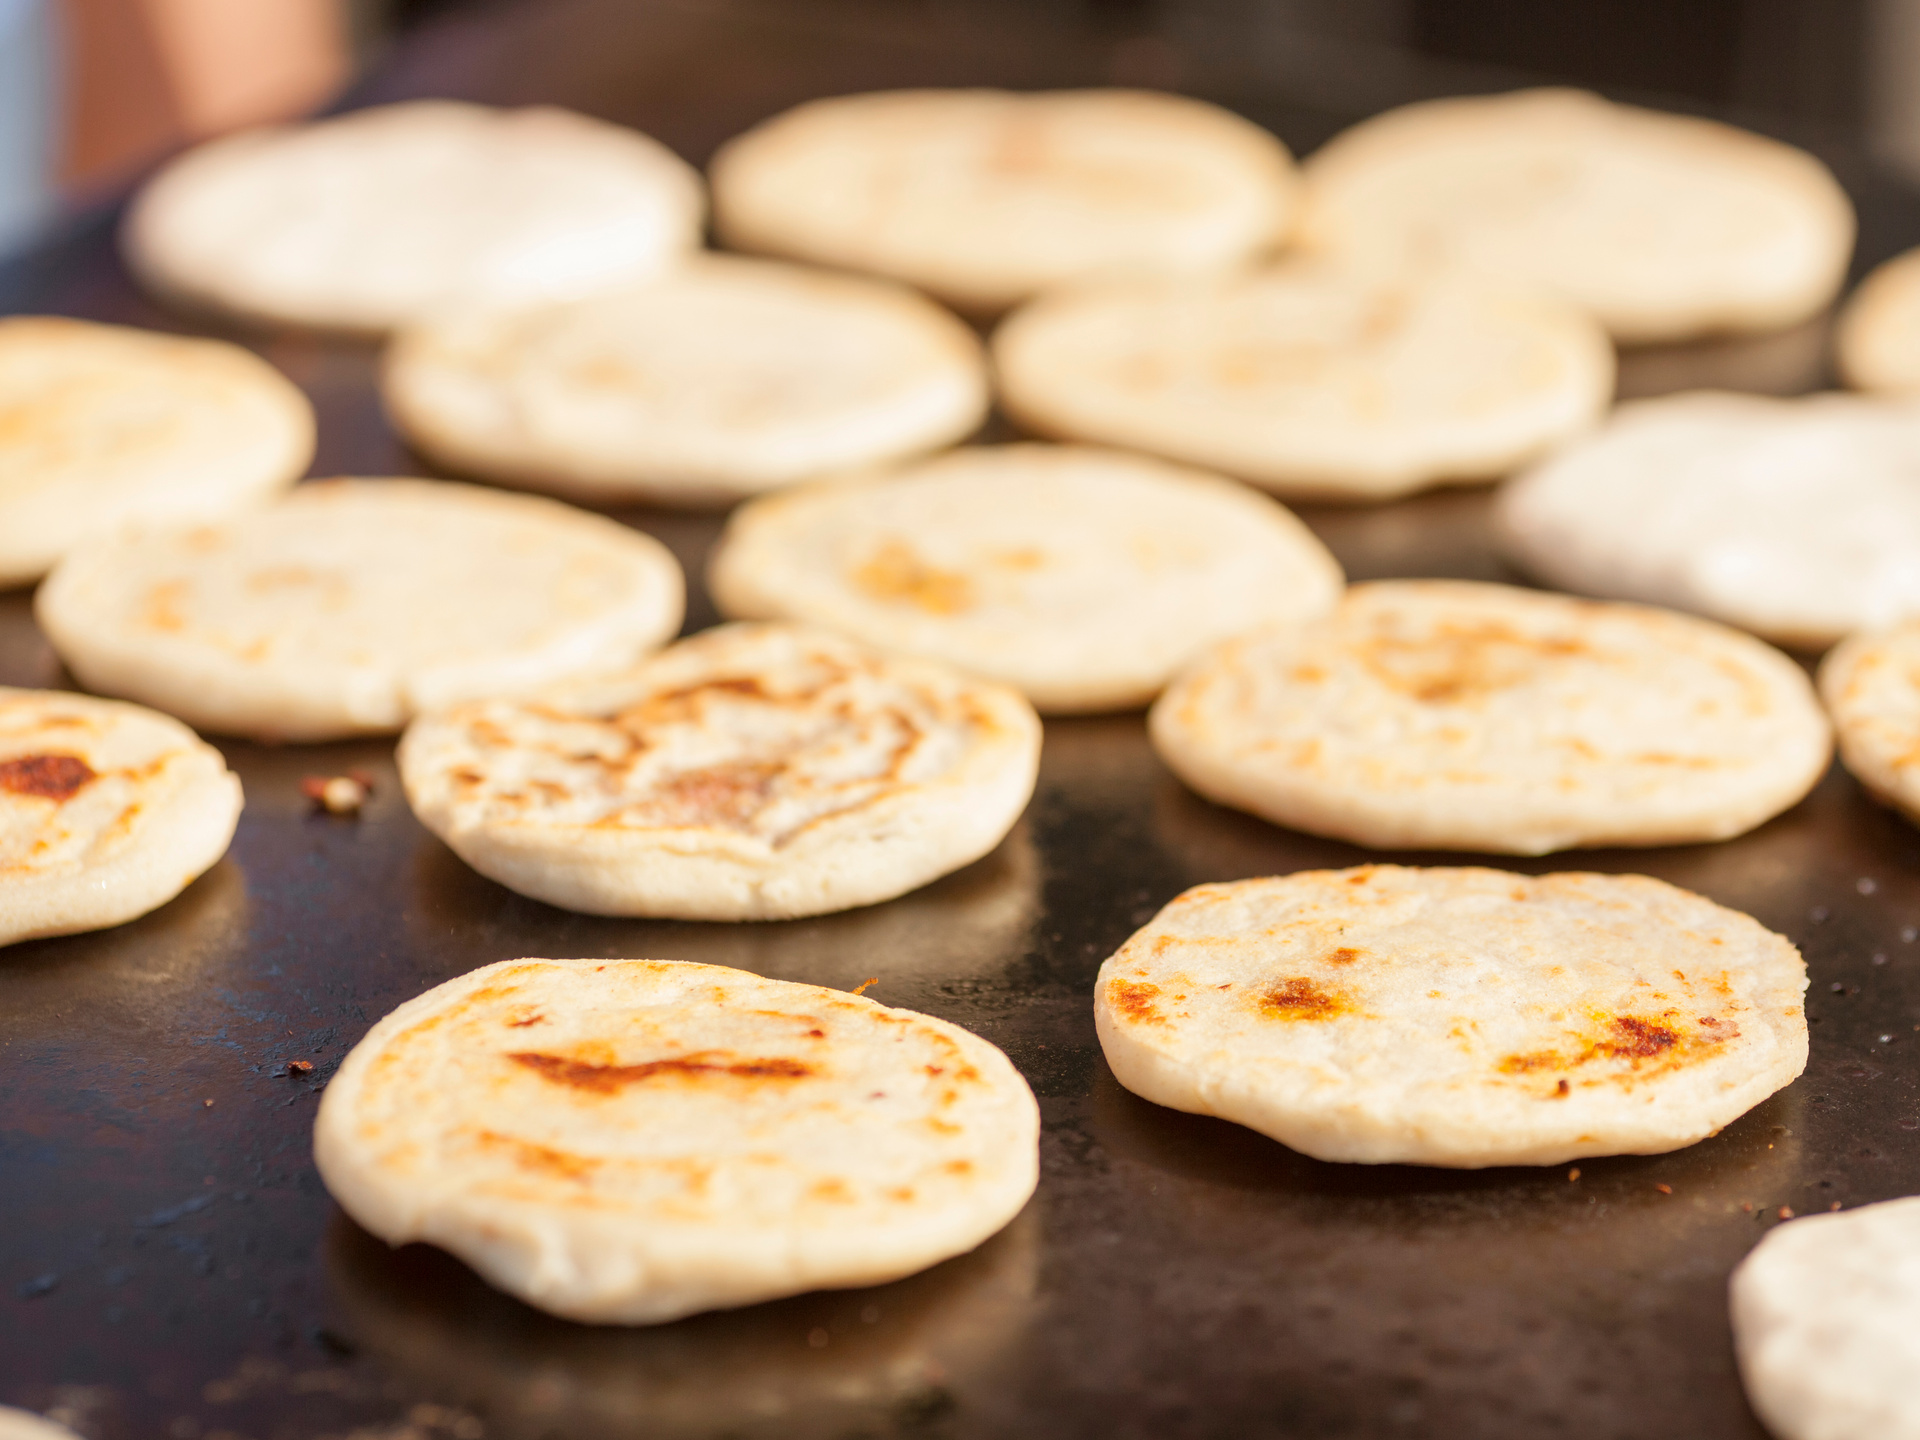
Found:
<box><xmin>3</xmin><ymin>3</ymin><xmax>1919</xmax><ymax>1436</ymax></box>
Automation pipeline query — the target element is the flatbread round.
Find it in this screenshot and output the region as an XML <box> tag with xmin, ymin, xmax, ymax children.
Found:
<box><xmin>0</xmin><ymin>316</ymin><xmax>312</xmax><ymax>588</ymax></box>
<box><xmin>1497</xmin><ymin>391</ymin><xmax>1920</xmax><ymax>650</ymax></box>
<box><xmin>1730</xmin><ymin>1196</ymin><xmax>1920</xmax><ymax>1440</ymax></box>
<box><xmin>991</xmin><ymin>263</ymin><xmax>1613</xmax><ymax>500</ymax></box>
<box><xmin>35</xmin><ymin>478</ymin><xmax>684</xmax><ymax>742</ymax></box>
<box><xmin>709</xmin><ymin>444</ymin><xmax>1343</xmax><ymax>711</ymax></box>
<box><xmin>710</xmin><ymin>88</ymin><xmax>1297</xmax><ymax>313</ymax></box>
<box><xmin>0</xmin><ymin>1409</ymin><xmax>82</xmax><ymax>1440</ymax></box>
<box><xmin>1</xmin><ymin>687</ymin><xmax>241</xmax><ymax>948</ymax></box>
<box><xmin>314</xmin><ymin>957</ymin><xmax>1040</xmax><ymax>1323</ymax></box>
<box><xmin>124</xmin><ymin>100</ymin><xmax>704</xmax><ymax>332</ymax></box>
<box><xmin>1096</xmin><ymin>866</ymin><xmax>1807</xmax><ymax>1167</ymax></box>
<box><xmin>1837</xmin><ymin>246</ymin><xmax>1920</xmax><ymax>395</ymax></box>
<box><xmin>1299</xmin><ymin>88</ymin><xmax>1854</xmax><ymax>344</ymax></box>
<box><xmin>382</xmin><ymin>256</ymin><xmax>987</xmax><ymax>506</ymax></box>
<box><xmin>1817</xmin><ymin>620</ymin><xmax>1920</xmax><ymax>827</ymax></box>
<box><xmin>397</xmin><ymin>623</ymin><xmax>1041</xmax><ymax>920</ymax></box>
<box><xmin>1149</xmin><ymin>580</ymin><xmax>1831</xmax><ymax>854</ymax></box>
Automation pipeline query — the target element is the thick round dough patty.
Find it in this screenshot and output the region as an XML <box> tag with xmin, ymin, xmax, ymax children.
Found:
<box><xmin>1096</xmin><ymin>866</ymin><xmax>1807</xmax><ymax>1167</ymax></box>
<box><xmin>316</xmin><ymin>957</ymin><xmax>1040</xmax><ymax>1323</ymax></box>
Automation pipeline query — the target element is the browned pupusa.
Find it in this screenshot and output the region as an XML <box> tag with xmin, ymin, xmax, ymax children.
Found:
<box><xmin>0</xmin><ymin>687</ymin><xmax>240</xmax><ymax>947</ymax></box>
<box><xmin>1094</xmin><ymin>866</ymin><xmax>1808</xmax><ymax>1167</ymax></box>
<box><xmin>1150</xmin><ymin>580</ymin><xmax>1831</xmax><ymax>853</ymax></box>
<box><xmin>314</xmin><ymin>958</ymin><xmax>1040</xmax><ymax>1324</ymax></box>
<box><xmin>398</xmin><ymin>623</ymin><xmax>1041</xmax><ymax>919</ymax></box>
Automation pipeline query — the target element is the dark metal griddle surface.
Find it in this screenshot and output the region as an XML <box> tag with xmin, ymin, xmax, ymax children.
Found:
<box><xmin>5</xmin><ymin>3</ymin><xmax>1920</xmax><ymax>1436</ymax></box>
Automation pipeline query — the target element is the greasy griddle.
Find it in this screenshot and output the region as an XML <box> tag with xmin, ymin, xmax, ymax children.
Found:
<box><xmin>3</xmin><ymin>3</ymin><xmax>1919</xmax><ymax>1436</ymax></box>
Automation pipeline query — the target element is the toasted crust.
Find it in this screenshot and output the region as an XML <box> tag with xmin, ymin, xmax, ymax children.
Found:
<box><xmin>35</xmin><ymin>478</ymin><xmax>685</xmax><ymax>742</ymax></box>
<box><xmin>1149</xmin><ymin>580</ymin><xmax>1831</xmax><ymax>854</ymax></box>
<box><xmin>0</xmin><ymin>317</ymin><xmax>312</xmax><ymax>587</ymax></box>
<box><xmin>991</xmin><ymin>263</ymin><xmax>1613</xmax><ymax>500</ymax></box>
<box><xmin>708</xmin><ymin>444</ymin><xmax>1343</xmax><ymax>712</ymax></box>
<box><xmin>711</xmin><ymin>88</ymin><xmax>1297</xmax><ymax>313</ymax></box>
<box><xmin>1730</xmin><ymin>1197</ymin><xmax>1920</xmax><ymax>1440</ymax></box>
<box><xmin>124</xmin><ymin>101</ymin><xmax>704</xmax><ymax>332</ymax></box>
<box><xmin>0</xmin><ymin>688</ymin><xmax>240</xmax><ymax>948</ymax></box>
<box><xmin>1818</xmin><ymin>621</ymin><xmax>1920</xmax><ymax>826</ymax></box>
<box><xmin>1837</xmin><ymin>246</ymin><xmax>1920</xmax><ymax>395</ymax></box>
<box><xmin>1497</xmin><ymin>390</ymin><xmax>1920</xmax><ymax>650</ymax></box>
<box><xmin>382</xmin><ymin>256</ymin><xmax>988</xmax><ymax>506</ymax></box>
<box><xmin>1095</xmin><ymin>866</ymin><xmax>1808</xmax><ymax>1167</ymax></box>
<box><xmin>397</xmin><ymin>623</ymin><xmax>1041</xmax><ymax>920</ymax></box>
<box><xmin>314</xmin><ymin>958</ymin><xmax>1040</xmax><ymax>1323</ymax></box>
<box><xmin>1299</xmin><ymin>88</ymin><xmax>1855</xmax><ymax>344</ymax></box>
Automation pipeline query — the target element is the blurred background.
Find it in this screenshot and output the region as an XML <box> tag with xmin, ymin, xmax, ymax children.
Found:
<box><xmin>2</xmin><ymin>0</ymin><xmax>1917</xmax><ymax>268</ymax></box>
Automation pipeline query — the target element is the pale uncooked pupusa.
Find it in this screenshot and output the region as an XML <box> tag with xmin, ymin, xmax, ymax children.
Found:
<box><xmin>1731</xmin><ymin>1196</ymin><xmax>1920</xmax><ymax>1440</ymax></box>
<box><xmin>1497</xmin><ymin>390</ymin><xmax>1920</xmax><ymax>649</ymax></box>
<box><xmin>1150</xmin><ymin>580</ymin><xmax>1831</xmax><ymax>853</ymax></box>
<box><xmin>992</xmin><ymin>263</ymin><xmax>1612</xmax><ymax>499</ymax></box>
<box><xmin>124</xmin><ymin>100</ymin><xmax>704</xmax><ymax>331</ymax></box>
<box><xmin>711</xmin><ymin>88</ymin><xmax>1298</xmax><ymax>312</ymax></box>
<box><xmin>397</xmin><ymin>623</ymin><xmax>1041</xmax><ymax>920</ymax></box>
<box><xmin>1095</xmin><ymin>867</ymin><xmax>1807</xmax><ymax>1167</ymax></box>
<box><xmin>707</xmin><ymin>444</ymin><xmax>1343</xmax><ymax>711</ymax></box>
<box><xmin>315</xmin><ymin>958</ymin><xmax>1041</xmax><ymax>1323</ymax></box>
<box><xmin>1837</xmin><ymin>246</ymin><xmax>1920</xmax><ymax>395</ymax></box>
<box><xmin>383</xmin><ymin>256</ymin><xmax>988</xmax><ymax>505</ymax></box>
<box><xmin>0</xmin><ymin>688</ymin><xmax>240</xmax><ymax>948</ymax></box>
<box><xmin>0</xmin><ymin>316</ymin><xmax>312</xmax><ymax>587</ymax></box>
<box><xmin>1299</xmin><ymin>87</ymin><xmax>1854</xmax><ymax>343</ymax></box>
<box><xmin>35</xmin><ymin>479</ymin><xmax>685</xmax><ymax>742</ymax></box>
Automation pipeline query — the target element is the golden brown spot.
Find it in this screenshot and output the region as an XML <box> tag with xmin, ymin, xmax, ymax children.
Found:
<box><xmin>809</xmin><ymin>1178</ymin><xmax>852</xmax><ymax>1203</ymax></box>
<box><xmin>1360</xmin><ymin>620</ymin><xmax>1592</xmax><ymax>706</ymax></box>
<box><xmin>1497</xmin><ymin>1012</ymin><xmax>1737</xmax><ymax>1088</ymax></box>
<box><xmin>1291</xmin><ymin>664</ymin><xmax>1328</xmax><ymax>684</ymax></box>
<box><xmin>474</xmin><ymin>1130</ymin><xmax>598</xmax><ymax>1182</ymax></box>
<box><xmin>140</xmin><ymin>580</ymin><xmax>190</xmax><ymax>632</ymax></box>
<box><xmin>1257</xmin><ymin>977</ymin><xmax>1349</xmax><ymax>1022</ymax></box>
<box><xmin>945</xmin><ymin>1159</ymin><xmax>973</xmax><ymax>1175</ymax></box>
<box><xmin>886</xmin><ymin>1186</ymin><xmax>916</xmax><ymax>1203</ymax></box>
<box><xmin>0</xmin><ymin>752</ymin><xmax>95</xmax><ymax>801</ymax></box>
<box><xmin>1602</xmin><ymin>1015</ymin><xmax>1680</xmax><ymax>1058</ymax></box>
<box><xmin>1554</xmin><ymin>1079</ymin><xmax>1570</xmax><ymax>1096</ymax></box>
<box><xmin>991</xmin><ymin>547</ymin><xmax>1046</xmax><ymax>571</ymax></box>
<box><xmin>507</xmin><ymin>1050</ymin><xmax>814</xmax><ymax>1092</ymax></box>
<box><xmin>852</xmin><ymin>539</ymin><xmax>975</xmax><ymax>615</ymax></box>
<box><xmin>1107</xmin><ymin>979</ymin><xmax>1166</xmax><ymax>1026</ymax></box>
<box><xmin>1326</xmin><ymin>947</ymin><xmax>1363</xmax><ymax>966</ymax></box>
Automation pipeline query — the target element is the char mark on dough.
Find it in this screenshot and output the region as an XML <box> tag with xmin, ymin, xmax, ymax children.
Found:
<box><xmin>1107</xmin><ymin>979</ymin><xmax>1166</xmax><ymax>1025</ymax></box>
<box><xmin>1498</xmin><ymin>1013</ymin><xmax>1736</xmax><ymax>1086</ymax></box>
<box><xmin>1257</xmin><ymin>977</ymin><xmax>1349</xmax><ymax>1021</ymax></box>
<box><xmin>507</xmin><ymin>1050</ymin><xmax>814</xmax><ymax>1092</ymax></box>
<box><xmin>0</xmin><ymin>752</ymin><xmax>97</xmax><ymax>800</ymax></box>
